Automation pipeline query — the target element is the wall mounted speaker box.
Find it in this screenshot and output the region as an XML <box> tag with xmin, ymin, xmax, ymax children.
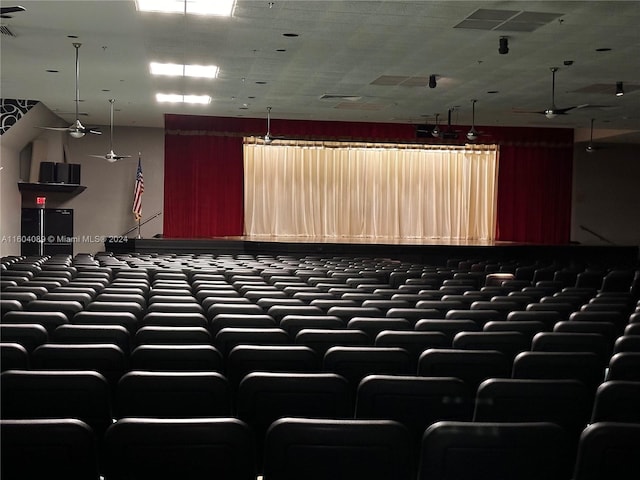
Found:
<box><xmin>54</xmin><ymin>163</ymin><xmax>70</xmax><ymax>183</ymax></box>
<box><xmin>68</xmin><ymin>163</ymin><xmax>81</xmax><ymax>184</ymax></box>
<box><xmin>38</xmin><ymin>162</ymin><xmax>56</xmax><ymax>183</ymax></box>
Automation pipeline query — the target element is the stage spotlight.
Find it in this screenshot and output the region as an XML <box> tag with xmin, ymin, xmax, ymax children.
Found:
<box><xmin>499</xmin><ymin>37</ymin><xmax>509</xmax><ymax>55</ymax></box>
<box><xmin>616</xmin><ymin>81</ymin><xmax>624</xmax><ymax>96</ymax></box>
<box><xmin>428</xmin><ymin>74</ymin><xmax>437</xmax><ymax>89</ymax></box>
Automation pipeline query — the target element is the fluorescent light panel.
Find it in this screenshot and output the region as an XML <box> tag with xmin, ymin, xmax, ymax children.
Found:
<box><xmin>150</xmin><ymin>62</ymin><xmax>219</xmax><ymax>78</ymax></box>
<box><xmin>136</xmin><ymin>0</ymin><xmax>236</xmax><ymax>16</ymax></box>
<box><xmin>156</xmin><ymin>93</ymin><xmax>211</xmax><ymax>104</ymax></box>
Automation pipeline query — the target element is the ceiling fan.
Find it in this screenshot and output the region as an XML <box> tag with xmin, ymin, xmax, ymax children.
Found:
<box><xmin>586</xmin><ymin>118</ymin><xmax>600</xmax><ymax>153</ymax></box>
<box><xmin>0</xmin><ymin>5</ymin><xmax>25</xmax><ymax>18</ymax></box>
<box><xmin>517</xmin><ymin>67</ymin><xmax>589</xmax><ymax>119</ymax></box>
<box><xmin>90</xmin><ymin>99</ymin><xmax>132</xmax><ymax>162</ymax></box>
<box><xmin>39</xmin><ymin>43</ymin><xmax>101</xmax><ymax>138</ymax></box>
<box><xmin>263</xmin><ymin>106</ymin><xmax>287</xmax><ymax>144</ymax></box>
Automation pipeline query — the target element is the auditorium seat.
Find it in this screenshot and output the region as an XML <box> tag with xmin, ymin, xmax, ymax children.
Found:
<box><xmin>418</xmin><ymin>421</ymin><xmax>571</xmax><ymax>480</ymax></box>
<box><xmin>1</xmin><ymin>369</ymin><xmax>112</xmax><ymax>437</ymax></box>
<box><xmin>512</xmin><ymin>351</ymin><xmax>604</xmax><ymax>393</ymax></box>
<box><xmin>130</xmin><ymin>344</ymin><xmax>223</xmax><ymax>372</ymax></box>
<box><xmin>31</xmin><ymin>343</ymin><xmax>127</xmax><ymax>388</ymax></box>
<box><xmin>327</xmin><ymin>306</ymin><xmax>384</xmax><ymax>321</ymax></box>
<box><xmin>355</xmin><ymin>375</ymin><xmax>472</xmax><ymax>441</ymax></box>
<box><xmin>3</xmin><ymin>310</ymin><xmax>69</xmax><ymax>335</ymax></box>
<box><xmin>279</xmin><ymin>314</ymin><xmax>344</xmax><ymax>336</ymax></box>
<box><xmin>613</xmin><ymin>335</ymin><xmax>640</xmax><ymax>353</ymax></box>
<box><xmin>263</xmin><ymin>418</ymin><xmax>412</xmax><ymax>480</ymax></box>
<box><xmin>452</xmin><ymin>331</ymin><xmax>529</xmax><ymax>361</ymax></box>
<box><xmin>226</xmin><ymin>345</ymin><xmax>320</xmax><ymax>389</ymax></box>
<box><xmin>444</xmin><ymin>309</ymin><xmax>501</xmax><ymax>326</ymax></box>
<box><xmin>115</xmin><ymin>371</ymin><xmax>231</xmax><ymax>418</ymax></box>
<box><xmin>1</xmin><ymin>291</ymin><xmax>37</xmax><ymax>307</ymax></box>
<box><xmin>103</xmin><ymin>418</ymin><xmax>256</xmax><ymax>480</ymax></box>
<box><xmin>210</xmin><ymin>313</ymin><xmax>277</xmax><ymax>336</ymax></box>
<box><xmin>385</xmin><ymin>307</ymin><xmax>441</xmax><ymax>325</ymax></box>
<box><xmin>573</xmin><ymin>422</ymin><xmax>640</xmax><ymax>480</ymax></box>
<box><xmin>215</xmin><ymin>327</ymin><xmax>289</xmax><ymax>355</ymax></box>
<box><xmin>25</xmin><ymin>299</ymin><xmax>83</xmax><ymax>319</ymax></box>
<box><xmin>237</xmin><ymin>372</ymin><xmax>352</xmax><ymax>470</ymax></box>
<box><xmin>506</xmin><ymin>309</ymin><xmax>562</xmax><ymax>330</ymax></box>
<box><xmin>0</xmin><ymin>418</ymin><xmax>100</xmax><ymax>480</ymax></box>
<box><xmin>295</xmin><ymin>328</ymin><xmax>370</xmax><ymax>356</ymax></box>
<box><xmin>532</xmin><ymin>331</ymin><xmax>611</xmax><ymax>366</ymax></box>
<box><xmin>606</xmin><ymin>352</ymin><xmax>640</xmax><ymax>381</ymax></box>
<box><xmin>135</xmin><ymin>325</ymin><xmax>211</xmax><ymax>346</ymax></box>
<box><xmin>418</xmin><ymin>349</ymin><xmax>511</xmax><ymax>390</ymax></box>
<box><xmin>0</xmin><ymin>342</ymin><xmax>29</xmax><ymax>371</ymax></box>
<box><xmin>347</xmin><ymin>317</ymin><xmax>411</xmax><ymax>342</ymax></box>
<box><xmin>414</xmin><ymin>319</ymin><xmax>480</xmax><ymax>345</ymax></box>
<box><xmin>473</xmin><ymin>378</ymin><xmax>590</xmax><ymax>445</ymax></box>
<box><xmin>374</xmin><ymin>330</ymin><xmax>448</xmax><ymax>369</ymax></box>
<box><xmin>323</xmin><ymin>346</ymin><xmax>411</xmax><ymax>389</ymax></box>
<box><xmin>72</xmin><ymin>311</ymin><xmax>138</xmax><ymax>333</ymax></box>
<box><xmin>590</xmin><ymin>380</ymin><xmax>640</xmax><ymax>423</ymax></box>
<box><xmin>85</xmin><ymin>300</ymin><xmax>145</xmax><ymax>319</ymax></box>
<box><xmin>0</xmin><ymin>323</ymin><xmax>48</xmax><ymax>353</ymax></box>
<box><xmin>526</xmin><ymin>302</ymin><xmax>575</xmax><ymax>320</ymax></box>
<box><xmin>52</xmin><ymin>324</ymin><xmax>131</xmax><ymax>353</ymax></box>
<box><xmin>140</xmin><ymin>311</ymin><xmax>208</xmax><ymax>329</ymax></box>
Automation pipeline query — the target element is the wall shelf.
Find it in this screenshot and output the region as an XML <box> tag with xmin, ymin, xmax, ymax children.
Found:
<box><xmin>18</xmin><ymin>182</ymin><xmax>86</xmax><ymax>196</ymax></box>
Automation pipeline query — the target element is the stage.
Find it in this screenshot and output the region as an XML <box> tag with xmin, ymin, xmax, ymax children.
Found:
<box><xmin>105</xmin><ymin>236</ymin><xmax>639</xmax><ymax>267</ymax></box>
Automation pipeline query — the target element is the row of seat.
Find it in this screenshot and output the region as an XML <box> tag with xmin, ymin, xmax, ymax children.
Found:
<box><xmin>2</xmin><ymin>416</ymin><xmax>639</xmax><ymax>480</ymax></box>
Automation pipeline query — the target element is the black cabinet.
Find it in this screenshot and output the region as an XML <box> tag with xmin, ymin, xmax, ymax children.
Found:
<box><xmin>21</xmin><ymin>208</ymin><xmax>74</xmax><ymax>256</ymax></box>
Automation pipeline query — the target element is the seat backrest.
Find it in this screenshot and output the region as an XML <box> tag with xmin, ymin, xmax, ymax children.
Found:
<box><xmin>323</xmin><ymin>346</ymin><xmax>411</xmax><ymax>388</ymax></box>
<box><xmin>418</xmin><ymin>421</ymin><xmax>571</xmax><ymax>480</ymax></box>
<box><xmin>115</xmin><ymin>370</ymin><xmax>231</xmax><ymax>418</ymax></box>
<box><xmin>444</xmin><ymin>309</ymin><xmax>501</xmax><ymax>326</ymax></box>
<box><xmin>473</xmin><ymin>378</ymin><xmax>591</xmax><ymax>441</ymax></box>
<box><xmin>0</xmin><ymin>342</ymin><xmax>29</xmax><ymax>371</ymax></box>
<box><xmin>418</xmin><ymin>349</ymin><xmax>511</xmax><ymax>391</ymax></box>
<box><xmin>374</xmin><ymin>330</ymin><xmax>448</xmax><ymax>369</ymax></box>
<box><xmin>591</xmin><ymin>380</ymin><xmax>640</xmax><ymax>423</ymax></box>
<box><xmin>573</xmin><ymin>422</ymin><xmax>640</xmax><ymax>480</ymax></box>
<box><xmin>347</xmin><ymin>317</ymin><xmax>411</xmax><ymax>342</ymax></box>
<box><xmin>1</xmin><ymin>370</ymin><xmax>112</xmax><ymax>436</ymax></box>
<box><xmin>264</xmin><ymin>418</ymin><xmax>413</xmax><ymax>480</ymax></box>
<box><xmin>532</xmin><ymin>331</ymin><xmax>610</xmax><ymax>366</ymax></box>
<box><xmin>355</xmin><ymin>375</ymin><xmax>472</xmax><ymax>441</ymax></box>
<box><xmin>279</xmin><ymin>315</ymin><xmax>344</xmax><ymax>336</ymax></box>
<box><xmin>414</xmin><ymin>319</ymin><xmax>480</xmax><ymax>345</ymax></box>
<box><xmin>226</xmin><ymin>345</ymin><xmax>320</xmax><ymax>389</ymax></box>
<box><xmin>507</xmin><ymin>310</ymin><xmax>562</xmax><ymax>330</ymax></box>
<box><xmin>215</xmin><ymin>327</ymin><xmax>289</xmax><ymax>355</ymax></box>
<box><xmin>3</xmin><ymin>310</ymin><xmax>69</xmax><ymax>335</ymax></box>
<box><xmin>52</xmin><ymin>324</ymin><xmax>131</xmax><ymax>353</ymax></box>
<box><xmin>31</xmin><ymin>343</ymin><xmax>127</xmax><ymax>387</ymax></box>
<box><xmin>130</xmin><ymin>344</ymin><xmax>223</xmax><ymax>372</ymax></box>
<box><xmin>0</xmin><ymin>323</ymin><xmax>48</xmax><ymax>352</ymax></box>
<box><xmin>85</xmin><ymin>300</ymin><xmax>145</xmax><ymax>319</ymax></box>
<box><xmin>512</xmin><ymin>351</ymin><xmax>604</xmax><ymax>393</ymax></box>
<box><xmin>452</xmin><ymin>331</ymin><xmax>529</xmax><ymax>361</ymax></box>
<box><xmin>103</xmin><ymin>418</ymin><xmax>256</xmax><ymax>480</ymax></box>
<box><xmin>209</xmin><ymin>313</ymin><xmax>276</xmax><ymax>335</ymax></box>
<box><xmin>295</xmin><ymin>328</ymin><xmax>370</xmax><ymax>356</ymax></box>
<box><xmin>607</xmin><ymin>352</ymin><xmax>640</xmax><ymax>381</ymax></box>
<box><xmin>140</xmin><ymin>311</ymin><xmax>208</xmax><ymax>329</ymax></box>
<box><xmin>0</xmin><ymin>418</ymin><xmax>99</xmax><ymax>480</ymax></box>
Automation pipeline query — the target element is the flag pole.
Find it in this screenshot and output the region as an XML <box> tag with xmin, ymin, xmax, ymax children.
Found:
<box><xmin>137</xmin><ymin>218</ymin><xmax>141</xmax><ymax>239</ymax></box>
<box><xmin>133</xmin><ymin>152</ymin><xmax>144</xmax><ymax>239</ymax></box>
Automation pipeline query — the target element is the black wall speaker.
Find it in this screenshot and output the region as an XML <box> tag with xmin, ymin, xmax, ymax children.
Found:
<box><xmin>68</xmin><ymin>163</ymin><xmax>81</xmax><ymax>184</ymax></box>
<box><xmin>55</xmin><ymin>163</ymin><xmax>70</xmax><ymax>183</ymax></box>
<box><xmin>38</xmin><ymin>161</ymin><xmax>56</xmax><ymax>183</ymax></box>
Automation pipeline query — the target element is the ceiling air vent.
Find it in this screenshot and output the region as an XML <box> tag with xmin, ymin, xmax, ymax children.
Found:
<box><xmin>319</xmin><ymin>94</ymin><xmax>362</xmax><ymax>101</ymax></box>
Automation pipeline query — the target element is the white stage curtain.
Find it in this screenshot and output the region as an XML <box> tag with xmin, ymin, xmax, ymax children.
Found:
<box><xmin>243</xmin><ymin>139</ymin><xmax>498</xmax><ymax>240</ymax></box>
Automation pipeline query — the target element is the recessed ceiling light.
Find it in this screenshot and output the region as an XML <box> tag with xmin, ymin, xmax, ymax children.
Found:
<box><xmin>150</xmin><ymin>62</ymin><xmax>219</xmax><ymax>78</ymax></box>
<box><xmin>67</xmin><ymin>35</ymin><xmax>78</xmax><ymax>39</ymax></box>
<box><xmin>595</xmin><ymin>47</ymin><xmax>612</xmax><ymax>52</ymax></box>
<box><xmin>102</xmin><ymin>89</ymin><xmax>111</xmax><ymax>92</ymax></box>
<box><xmin>487</xmin><ymin>90</ymin><xmax>499</xmax><ymax>94</ymax></box>
<box><xmin>282</xmin><ymin>33</ymin><xmax>299</xmax><ymax>37</ymax></box>
<box><xmin>136</xmin><ymin>0</ymin><xmax>236</xmax><ymax>16</ymax></box>
<box><xmin>46</xmin><ymin>69</ymin><xmax>59</xmax><ymax>73</ymax></box>
<box><xmin>276</xmin><ymin>49</ymin><xmax>287</xmax><ymax>52</ymax></box>
<box><xmin>156</xmin><ymin>93</ymin><xmax>212</xmax><ymax>104</ymax></box>
<box><xmin>255</xmin><ymin>81</ymin><xmax>267</xmax><ymax>85</ymax></box>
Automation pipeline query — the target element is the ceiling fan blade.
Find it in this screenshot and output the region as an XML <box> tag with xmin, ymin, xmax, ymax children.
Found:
<box><xmin>38</xmin><ymin>126</ymin><xmax>73</xmax><ymax>132</ymax></box>
<box><xmin>0</xmin><ymin>5</ymin><xmax>25</xmax><ymax>18</ymax></box>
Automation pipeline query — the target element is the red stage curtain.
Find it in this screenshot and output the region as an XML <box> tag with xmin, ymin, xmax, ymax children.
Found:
<box><xmin>496</xmin><ymin>144</ymin><xmax>573</xmax><ymax>244</ymax></box>
<box><xmin>163</xmin><ymin>134</ymin><xmax>244</xmax><ymax>237</ymax></box>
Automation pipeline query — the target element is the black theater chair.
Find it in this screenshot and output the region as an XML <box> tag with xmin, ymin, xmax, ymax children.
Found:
<box><xmin>512</xmin><ymin>351</ymin><xmax>605</xmax><ymax>394</ymax></box>
<box><xmin>322</xmin><ymin>346</ymin><xmax>411</xmax><ymax>390</ymax></box>
<box><xmin>72</xmin><ymin>311</ymin><xmax>138</xmax><ymax>334</ymax></box>
<box><xmin>134</xmin><ymin>325</ymin><xmax>212</xmax><ymax>346</ymax></box>
<box><xmin>355</xmin><ymin>375</ymin><xmax>473</xmax><ymax>442</ymax></box>
<box><xmin>0</xmin><ymin>342</ymin><xmax>29</xmax><ymax>371</ymax></box>
<box><xmin>0</xmin><ymin>323</ymin><xmax>48</xmax><ymax>353</ymax></box>
<box><xmin>414</xmin><ymin>319</ymin><xmax>480</xmax><ymax>346</ymax></box>
<box><xmin>85</xmin><ymin>300</ymin><xmax>145</xmax><ymax>320</ymax></box>
<box><xmin>115</xmin><ymin>370</ymin><xmax>232</xmax><ymax>418</ymax></box>
<box><xmin>279</xmin><ymin>314</ymin><xmax>344</xmax><ymax>336</ymax></box>
<box><xmin>473</xmin><ymin>378</ymin><xmax>591</xmax><ymax>447</ymax></box>
<box><xmin>532</xmin><ymin>331</ymin><xmax>611</xmax><ymax>366</ymax></box>
<box><xmin>237</xmin><ymin>372</ymin><xmax>352</xmax><ymax>470</ymax></box>
<box><xmin>3</xmin><ymin>310</ymin><xmax>69</xmax><ymax>335</ymax></box>
<box><xmin>226</xmin><ymin>345</ymin><xmax>320</xmax><ymax>390</ymax></box>
<box><xmin>590</xmin><ymin>380</ymin><xmax>640</xmax><ymax>423</ymax></box>
<box><xmin>52</xmin><ymin>324</ymin><xmax>131</xmax><ymax>353</ymax></box>
<box><xmin>25</xmin><ymin>299</ymin><xmax>83</xmax><ymax>319</ymax></box>
<box><xmin>613</xmin><ymin>335</ymin><xmax>640</xmax><ymax>353</ymax></box>
<box><xmin>31</xmin><ymin>343</ymin><xmax>127</xmax><ymax>389</ymax></box>
<box><xmin>418</xmin><ymin>421</ymin><xmax>571</xmax><ymax>480</ymax></box>
<box><xmin>452</xmin><ymin>331</ymin><xmax>530</xmax><ymax>361</ymax></box>
<box><xmin>215</xmin><ymin>327</ymin><xmax>289</xmax><ymax>355</ymax></box>
<box><xmin>0</xmin><ymin>419</ymin><xmax>100</xmax><ymax>480</ymax></box>
<box><xmin>347</xmin><ymin>317</ymin><xmax>411</xmax><ymax>342</ymax></box>
<box><xmin>140</xmin><ymin>311</ymin><xmax>208</xmax><ymax>329</ymax></box>
<box><xmin>103</xmin><ymin>418</ymin><xmax>256</xmax><ymax>480</ymax></box>
<box><xmin>263</xmin><ymin>418</ymin><xmax>413</xmax><ymax>480</ymax></box>
<box><xmin>374</xmin><ymin>330</ymin><xmax>448</xmax><ymax>370</ymax></box>
<box><xmin>607</xmin><ymin>352</ymin><xmax>640</xmax><ymax>381</ymax></box>
<box><xmin>130</xmin><ymin>344</ymin><xmax>223</xmax><ymax>372</ymax></box>
<box><xmin>482</xmin><ymin>319</ymin><xmax>547</xmax><ymax>342</ymax></box>
<box><xmin>573</xmin><ymin>422</ymin><xmax>640</xmax><ymax>480</ymax></box>
<box><xmin>445</xmin><ymin>309</ymin><xmax>502</xmax><ymax>327</ymax></box>
<box><xmin>295</xmin><ymin>328</ymin><xmax>370</xmax><ymax>356</ymax></box>
<box><xmin>418</xmin><ymin>349</ymin><xmax>511</xmax><ymax>391</ymax></box>
<box><xmin>210</xmin><ymin>313</ymin><xmax>277</xmax><ymax>336</ymax></box>
<box><xmin>1</xmin><ymin>369</ymin><xmax>112</xmax><ymax>438</ymax></box>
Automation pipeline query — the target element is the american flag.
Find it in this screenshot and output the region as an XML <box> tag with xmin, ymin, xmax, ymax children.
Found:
<box><xmin>132</xmin><ymin>156</ymin><xmax>144</xmax><ymax>221</ymax></box>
